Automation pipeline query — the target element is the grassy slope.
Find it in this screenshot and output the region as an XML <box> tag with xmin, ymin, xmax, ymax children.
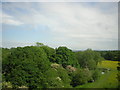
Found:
<box><xmin>76</xmin><ymin>60</ymin><xmax>118</xmax><ymax>88</ymax></box>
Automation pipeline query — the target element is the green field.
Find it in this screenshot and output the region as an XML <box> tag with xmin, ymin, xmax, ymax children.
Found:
<box><xmin>98</xmin><ymin>60</ymin><xmax>118</xmax><ymax>70</ymax></box>
<box><xmin>76</xmin><ymin>60</ymin><xmax>118</xmax><ymax>88</ymax></box>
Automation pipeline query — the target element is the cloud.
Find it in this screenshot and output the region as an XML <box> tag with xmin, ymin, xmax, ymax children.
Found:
<box><xmin>36</xmin><ymin>3</ymin><xmax>118</xmax><ymax>40</ymax></box>
<box><xmin>2</xmin><ymin>41</ymin><xmax>35</xmax><ymax>48</ymax></box>
<box><xmin>2</xmin><ymin>2</ymin><xmax>118</xmax><ymax>49</ymax></box>
<box><xmin>2</xmin><ymin>13</ymin><xmax>23</xmax><ymax>25</ymax></box>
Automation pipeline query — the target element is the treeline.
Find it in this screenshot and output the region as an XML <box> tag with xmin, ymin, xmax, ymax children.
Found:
<box><xmin>2</xmin><ymin>43</ymin><xmax>105</xmax><ymax>88</ymax></box>
<box><xmin>96</xmin><ymin>50</ymin><xmax>120</xmax><ymax>61</ymax></box>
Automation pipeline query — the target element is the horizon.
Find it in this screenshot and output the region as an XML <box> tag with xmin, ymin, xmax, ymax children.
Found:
<box><xmin>1</xmin><ymin>43</ymin><xmax>119</xmax><ymax>51</ymax></box>
<box><xmin>1</xmin><ymin>2</ymin><xmax>118</xmax><ymax>50</ymax></box>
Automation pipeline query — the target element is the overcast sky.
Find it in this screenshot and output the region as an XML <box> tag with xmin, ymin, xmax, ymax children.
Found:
<box><xmin>1</xmin><ymin>2</ymin><xmax>118</xmax><ymax>50</ymax></box>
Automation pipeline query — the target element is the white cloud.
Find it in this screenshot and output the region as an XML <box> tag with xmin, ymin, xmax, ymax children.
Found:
<box><xmin>2</xmin><ymin>2</ymin><xmax>118</xmax><ymax>49</ymax></box>
<box><xmin>37</xmin><ymin>3</ymin><xmax>118</xmax><ymax>39</ymax></box>
<box><xmin>2</xmin><ymin>41</ymin><xmax>35</xmax><ymax>48</ymax></box>
<box><xmin>2</xmin><ymin>13</ymin><xmax>23</xmax><ymax>25</ymax></box>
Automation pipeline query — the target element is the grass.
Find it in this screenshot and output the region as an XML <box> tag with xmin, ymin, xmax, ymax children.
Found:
<box><xmin>98</xmin><ymin>60</ymin><xmax>118</xmax><ymax>70</ymax></box>
<box><xmin>76</xmin><ymin>60</ymin><xmax>118</xmax><ymax>88</ymax></box>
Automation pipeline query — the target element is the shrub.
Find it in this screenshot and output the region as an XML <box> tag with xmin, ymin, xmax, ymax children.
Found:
<box><xmin>92</xmin><ymin>69</ymin><xmax>100</xmax><ymax>81</ymax></box>
<box><xmin>45</xmin><ymin>66</ymin><xmax>71</xmax><ymax>88</ymax></box>
<box><xmin>71</xmin><ymin>68</ymin><xmax>92</xmax><ymax>87</ymax></box>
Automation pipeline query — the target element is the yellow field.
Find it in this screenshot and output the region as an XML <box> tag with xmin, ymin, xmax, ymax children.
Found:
<box><xmin>98</xmin><ymin>60</ymin><xmax>118</xmax><ymax>69</ymax></box>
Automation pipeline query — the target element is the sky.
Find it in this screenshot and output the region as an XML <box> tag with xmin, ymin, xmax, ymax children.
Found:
<box><xmin>1</xmin><ymin>1</ymin><xmax>118</xmax><ymax>50</ymax></box>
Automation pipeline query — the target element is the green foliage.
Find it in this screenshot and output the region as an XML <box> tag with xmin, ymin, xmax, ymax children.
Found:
<box><xmin>2</xmin><ymin>81</ymin><xmax>12</xmax><ymax>88</ymax></box>
<box><xmin>56</xmin><ymin>46</ymin><xmax>79</xmax><ymax>68</ymax></box>
<box><xmin>36</xmin><ymin>42</ymin><xmax>44</xmax><ymax>46</ymax></box>
<box><xmin>45</xmin><ymin>66</ymin><xmax>71</xmax><ymax>88</ymax></box>
<box><xmin>2</xmin><ymin>43</ymin><xmax>118</xmax><ymax>88</ymax></box>
<box><xmin>76</xmin><ymin>60</ymin><xmax>118</xmax><ymax>88</ymax></box>
<box><xmin>45</xmin><ymin>68</ymin><xmax>59</xmax><ymax>88</ymax></box>
<box><xmin>75</xmin><ymin>49</ymin><xmax>103</xmax><ymax>70</ymax></box>
<box><xmin>41</xmin><ymin>46</ymin><xmax>56</xmax><ymax>63</ymax></box>
<box><xmin>71</xmin><ymin>68</ymin><xmax>92</xmax><ymax>87</ymax></box>
<box><xmin>91</xmin><ymin>69</ymin><xmax>100</xmax><ymax>81</ymax></box>
<box><xmin>99</xmin><ymin>50</ymin><xmax>120</xmax><ymax>61</ymax></box>
<box><xmin>2</xmin><ymin>46</ymin><xmax>51</xmax><ymax>88</ymax></box>
<box><xmin>2</xmin><ymin>48</ymin><xmax>11</xmax><ymax>76</ymax></box>
<box><xmin>117</xmin><ymin>62</ymin><xmax>120</xmax><ymax>88</ymax></box>
<box><xmin>2</xmin><ymin>45</ymin><xmax>72</xmax><ymax>88</ymax></box>
<box><xmin>57</xmin><ymin>67</ymin><xmax>71</xmax><ymax>87</ymax></box>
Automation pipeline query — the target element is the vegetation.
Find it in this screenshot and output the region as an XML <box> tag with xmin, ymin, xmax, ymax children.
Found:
<box><xmin>55</xmin><ymin>46</ymin><xmax>79</xmax><ymax>68</ymax></box>
<box><xmin>98</xmin><ymin>60</ymin><xmax>118</xmax><ymax>69</ymax></box>
<box><xmin>71</xmin><ymin>68</ymin><xmax>92</xmax><ymax>87</ymax></box>
<box><xmin>76</xmin><ymin>60</ymin><xmax>118</xmax><ymax>88</ymax></box>
<box><xmin>75</xmin><ymin>49</ymin><xmax>104</xmax><ymax>70</ymax></box>
<box><xmin>1</xmin><ymin>42</ymin><xmax>119</xmax><ymax>88</ymax></box>
<box><xmin>98</xmin><ymin>50</ymin><xmax>120</xmax><ymax>61</ymax></box>
<box><xmin>117</xmin><ymin>61</ymin><xmax>120</xmax><ymax>88</ymax></box>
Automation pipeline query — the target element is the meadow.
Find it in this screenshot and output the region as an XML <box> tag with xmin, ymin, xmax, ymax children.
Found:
<box><xmin>98</xmin><ymin>60</ymin><xmax>118</xmax><ymax>69</ymax></box>
<box><xmin>76</xmin><ymin>60</ymin><xmax>118</xmax><ymax>88</ymax></box>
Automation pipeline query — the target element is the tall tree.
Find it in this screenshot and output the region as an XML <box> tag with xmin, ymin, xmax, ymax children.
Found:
<box><xmin>2</xmin><ymin>46</ymin><xmax>51</xmax><ymax>88</ymax></box>
<box><xmin>56</xmin><ymin>46</ymin><xmax>79</xmax><ymax>68</ymax></box>
<box><xmin>75</xmin><ymin>49</ymin><xmax>103</xmax><ymax>70</ymax></box>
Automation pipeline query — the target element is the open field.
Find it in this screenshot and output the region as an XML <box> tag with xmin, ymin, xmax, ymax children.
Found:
<box><xmin>98</xmin><ymin>60</ymin><xmax>118</xmax><ymax>70</ymax></box>
<box><xmin>76</xmin><ymin>60</ymin><xmax>118</xmax><ymax>88</ymax></box>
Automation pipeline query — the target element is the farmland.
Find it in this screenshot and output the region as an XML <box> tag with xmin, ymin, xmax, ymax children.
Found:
<box><xmin>76</xmin><ymin>60</ymin><xmax>118</xmax><ymax>88</ymax></box>
<box><xmin>98</xmin><ymin>60</ymin><xmax>118</xmax><ymax>70</ymax></box>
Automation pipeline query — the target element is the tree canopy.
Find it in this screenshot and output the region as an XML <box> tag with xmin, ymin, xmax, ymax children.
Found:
<box><xmin>55</xmin><ymin>46</ymin><xmax>79</xmax><ymax>68</ymax></box>
<box><xmin>2</xmin><ymin>43</ymin><xmax>116</xmax><ymax>88</ymax></box>
<box><xmin>75</xmin><ymin>49</ymin><xmax>103</xmax><ymax>70</ymax></box>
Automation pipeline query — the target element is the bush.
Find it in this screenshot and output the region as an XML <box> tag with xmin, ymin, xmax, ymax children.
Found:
<box><xmin>92</xmin><ymin>69</ymin><xmax>100</xmax><ymax>81</ymax></box>
<box><xmin>2</xmin><ymin>82</ymin><xmax>12</xmax><ymax>88</ymax></box>
<box><xmin>71</xmin><ymin>68</ymin><xmax>92</xmax><ymax>87</ymax></box>
<box><xmin>45</xmin><ymin>66</ymin><xmax>71</xmax><ymax>88</ymax></box>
